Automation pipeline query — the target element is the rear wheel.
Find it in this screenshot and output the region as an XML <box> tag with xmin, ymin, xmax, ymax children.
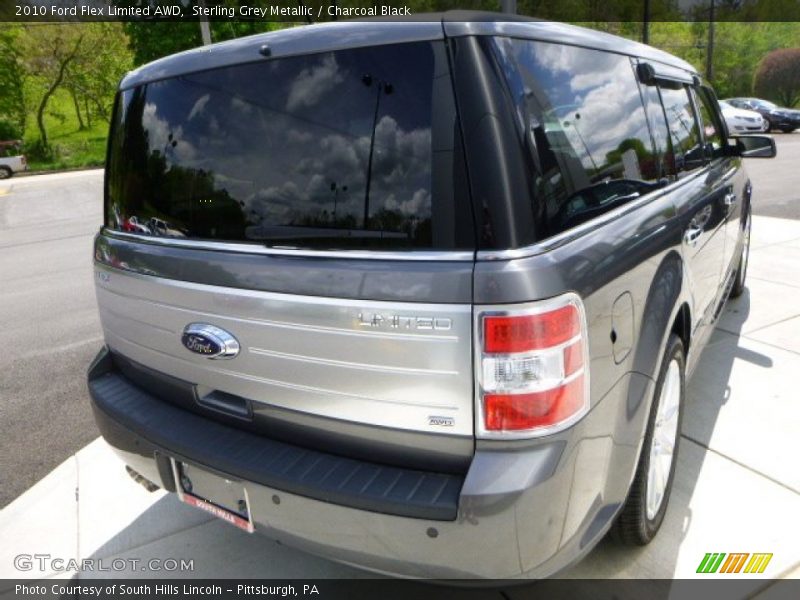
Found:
<box><xmin>0</xmin><ymin>166</ymin><xmax>12</xmax><ymax>179</ymax></box>
<box><xmin>730</xmin><ymin>209</ymin><xmax>751</xmax><ymax>298</ymax></box>
<box><xmin>614</xmin><ymin>334</ymin><xmax>685</xmax><ymax>545</ymax></box>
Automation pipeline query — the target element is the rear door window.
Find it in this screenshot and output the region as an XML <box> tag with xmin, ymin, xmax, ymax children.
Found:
<box><xmin>491</xmin><ymin>38</ymin><xmax>664</xmax><ymax>236</ymax></box>
<box><xmin>658</xmin><ymin>83</ymin><xmax>705</xmax><ymax>176</ymax></box>
<box><xmin>693</xmin><ymin>87</ymin><xmax>725</xmax><ymax>158</ymax></box>
<box><xmin>640</xmin><ymin>84</ymin><xmax>674</xmax><ymax>179</ymax></box>
<box><xmin>106</xmin><ymin>41</ymin><xmax>472</xmax><ymax>251</ymax></box>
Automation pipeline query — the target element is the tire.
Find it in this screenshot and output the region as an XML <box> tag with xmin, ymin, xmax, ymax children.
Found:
<box><xmin>764</xmin><ymin>121</ymin><xmax>772</xmax><ymax>133</ymax></box>
<box><xmin>730</xmin><ymin>209</ymin><xmax>751</xmax><ymax>299</ymax></box>
<box><xmin>614</xmin><ymin>334</ymin><xmax>685</xmax><ymax>545</ymax></box>
<box><xmin>0</xmin><ymin>166</ymin><xmax>12</xmax><ymax>180</ymax></box>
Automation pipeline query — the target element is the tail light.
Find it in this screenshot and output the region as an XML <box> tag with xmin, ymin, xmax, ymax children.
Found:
<box><xmin>476</xmin><ymin>293</ymin><xmax>589</xmax><ymax>438</ymax></box>
<box><xmin>20</xmin><ymin>155</ymin><xmax>26</xmax><ymax>165</ymax></box>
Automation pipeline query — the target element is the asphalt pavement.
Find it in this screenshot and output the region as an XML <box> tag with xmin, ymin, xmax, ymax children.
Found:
<box><xmin>745</xmin><ymin>132</ymin><xmax>800</xmax><ymax>220</ymax></box>
<box><xmin>0</xmin><ymin>170</ymin><xmax>104</xmax><ymax>507</ymax></box>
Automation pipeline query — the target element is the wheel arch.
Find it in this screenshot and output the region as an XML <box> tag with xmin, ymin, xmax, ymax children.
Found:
<box><xmin>631</xmin><ymin>250</ymin><xmax>687</xmax><ymax>385</ymax></box>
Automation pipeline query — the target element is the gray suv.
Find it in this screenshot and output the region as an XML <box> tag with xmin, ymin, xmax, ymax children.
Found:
<box><xmin>88</xmin><ymin>14</ymin><xmax>776</xmax><ymax>579</ymax></box>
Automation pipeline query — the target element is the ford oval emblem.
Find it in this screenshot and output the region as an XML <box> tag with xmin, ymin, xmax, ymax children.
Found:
<box><xmin>181</xmin><ymin>323</ymin><xmax>240</xmax><ymax>360</ymax></box>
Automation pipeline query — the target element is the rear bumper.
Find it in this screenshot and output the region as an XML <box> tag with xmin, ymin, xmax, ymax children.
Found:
<box><xmin>88</xmin><ymin>346</ymin><xmax>652</xmax><ymax>579</ymax></box>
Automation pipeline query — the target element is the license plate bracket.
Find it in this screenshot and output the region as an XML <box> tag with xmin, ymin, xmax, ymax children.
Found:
<box><xmin>172</xmin><ymin>460</ymin><xmax>255</xmax><ymax>533</ymax></box>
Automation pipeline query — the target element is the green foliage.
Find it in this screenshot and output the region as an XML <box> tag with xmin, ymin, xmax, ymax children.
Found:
<box><xmin>754</xmin><ymin>48</ymin><xmax>800</xmax><ymax>108</ymax></box>
<box><xmin>25</xmin><ymin>138</ymin><xmax>55</xmax><ymax>162</ymax></box>
<box><xmin>66</xmin><ymin>22</ymin><xmax>133</xmax><ymax>122</ymax></box>
<box><xmin>0</xmin><ymin>25</ymin><xmax>26</xmax><ymax>140</ymax></box>
<box><xmin>12</xmin><ymin>22</ymin><xmax>131</xmax><ymax>166</ymax></box>
<box><xmin>22</xmin><ymin>87</ymin><xmax>108</xmax><ymax>170</ymax></box>
<box><xmin>118</xmin><ymin>0</ymin><xmax>283</xmax><ymax>66</ymax></box>
<box><xmin>709</xmin><ymin>23</ymin><xmax>800</xmax><ymax>99</ymax></box>
<box><xmin>640</xmin><ymin>21</ymin><xmax>800</xmax><ymax>100</ymax></box>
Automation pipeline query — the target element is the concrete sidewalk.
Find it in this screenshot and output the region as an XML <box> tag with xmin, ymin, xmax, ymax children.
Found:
<box><xmin>1</xmin><ymin>215</ymin><xmax>799</xmax><ymax>586</ymax></box>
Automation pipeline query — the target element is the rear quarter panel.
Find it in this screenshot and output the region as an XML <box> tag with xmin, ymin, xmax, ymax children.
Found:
<box><xmin>474</xmin><ymin>186</ymin><xmax>691</xmax><ymax>503</ymax></box>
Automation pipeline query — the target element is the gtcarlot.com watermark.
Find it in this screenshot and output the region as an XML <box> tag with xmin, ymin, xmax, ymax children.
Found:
<box><xmin>14</xmin><ymin>553</ymin><xmax>194</xmax><ymax>573</ymax></box>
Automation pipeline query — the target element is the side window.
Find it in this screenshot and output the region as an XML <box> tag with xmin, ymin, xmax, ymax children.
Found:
<box><xmin>693</xmin><ymin>87</ymin><xmax>725</xmax><ymax>158</ymax></box>
<box><xmin>658</xmin><ymin>83</ymin><xmax>705</xmax><ymax>176</ymax></box>
<box><xmin>640</xmin><ymin>84</ymin><xmax>674</xmax><ymax>179</ymax></box>
<box><xmin>491</xmin><ymin>38</ymin><xmax>663</xmax><ymax>235</ymax></box>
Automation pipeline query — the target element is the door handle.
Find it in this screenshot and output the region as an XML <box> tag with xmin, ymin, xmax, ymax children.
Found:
<box><xmin>723</xmin><ymin>192</ymin><xmax>737</xmax><ymax>207</ymax></box>
<box><xmin>684</xmin><ymin>226</ymin><xmax>703</xmax><ymax>247</ymax></box>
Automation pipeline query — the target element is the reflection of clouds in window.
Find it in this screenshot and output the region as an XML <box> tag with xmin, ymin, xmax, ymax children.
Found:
<box><xmin>519</xmin><ymin>41</ymin><xmax>649</xmax><ymax>175</ymax></box>
<box><xmin>187</xmin><ymin>94</ymin><xmax>209</xmax><ymax>120</ymax></box>
<box><xmin>230</xmin><ymin>96</ymin><xmax>252</xmax><ymax>115</ymax></box>
<box><xmin>530</xmin><ymin>42</ymin><xmax>573</xmax><ymax>75</ymax></box>
<box><xmin>112</xmin><ymin>41</ymin><xmax>446</xmax><ymax>248</ymax></box>
<box><xmin>244</xmin><ymin>115</ymin><xmax>431</xmax><ymax>225</ymax></box>
<box><xmin>371</xmin><ymin>116</ymin><xmax>432</xmax><ymax>190</ymax></box>
<box><xmin>142</xmin><ymin>102</ymin><xmax>196</xmax><ymax>163</ymax></box>
<box><xmin>285</xmin><ymin>55</ymin><xmax>344</xmax><ymax>111</ymax></box>
<box><xmin>287</xmin><ymin>129</ymin><xmax>313</xmax><ymax>144</ymax></box>
<box><xmin>385</xmin><ymin>188</ymin><xmax>431</xmax><ymax>216</ymax></box>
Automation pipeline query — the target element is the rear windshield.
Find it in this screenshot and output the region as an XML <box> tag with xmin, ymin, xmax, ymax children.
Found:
<box><xmin>105</xmin><ymin>41</ymin><xmax>472</xmax><ymax>251</ymax></box>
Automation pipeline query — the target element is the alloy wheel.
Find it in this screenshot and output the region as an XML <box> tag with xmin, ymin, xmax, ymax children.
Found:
<box><xmin>646</xmin><ymin>359</ymin><xmax>681</xmax><ymax>521</ymax></box>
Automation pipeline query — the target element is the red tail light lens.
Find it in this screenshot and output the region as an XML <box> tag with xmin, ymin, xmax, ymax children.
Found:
<box><xmin>484</xmin><ymin>376</ymin><xmax>585</xmax><ymax>431</ymax></box>
<box><xmin>484</xmin><ymin>305</ymin><xmax>579</xmax><ymax>353</ymax></box>
<box><xmin>477</xmin><ymin>295</ymin><xmax>589</xmax><ymax>437</ymax></box>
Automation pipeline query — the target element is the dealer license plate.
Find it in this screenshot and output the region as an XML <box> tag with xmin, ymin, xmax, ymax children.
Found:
<box><xmin>174</xmin><ymin>461</ymin><xmax>255</xmax><ymax>533</ymax></box>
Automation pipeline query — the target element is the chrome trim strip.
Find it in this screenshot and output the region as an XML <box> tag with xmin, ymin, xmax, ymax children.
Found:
<box><xmin>475</xmin><ymin>169</ymin><xmax>706</xmax><ymax>261</ymax></box>
<box><xmin>247</xmin><ymin>346</ymin><xmax>459</xmax><ymax>376</ymax></box>
<box><xmin>103</xmin><ymin>229</ymin><xmax>475</xmax><ymax>262</ymax></box>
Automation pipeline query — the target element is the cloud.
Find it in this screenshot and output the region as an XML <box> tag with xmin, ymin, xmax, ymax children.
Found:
<box><xmin>187</xmin><ymin>94</ymin><xmax>209</xmax><ymax>120</ymax></box>
<box><xmin>506</xmin><ymin>38</ymin><xmax>653</xmax><ymax>175</ymax></box>
<box><xmin>285</xmin><ymin>54</ymin><xmax>345</xmax><ymax>112</ymax></box>
<box><xmin>142</xmin><ymin>102</ymin><xmax>196</xmax><ymax>163</ymax></box>
<box><xmin>230</xmin><ymin>97</ymin><xmax>252</xmax><ymax>115</ymax></box>
<box><xmin>134</xmin><ymin>60</ymin><xmax>435</xmax><ymax>236</ymax></box>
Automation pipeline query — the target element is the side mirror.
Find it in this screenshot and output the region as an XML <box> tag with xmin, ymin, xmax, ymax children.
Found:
<box><xmin>732</xmin><ymin>135</ymin><xmax>777</xmax><ymax>158</ymax></box>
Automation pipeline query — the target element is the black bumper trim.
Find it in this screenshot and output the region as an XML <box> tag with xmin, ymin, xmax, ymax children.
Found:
<box><xmin>88</xmin><ymin>363</ymin><xmax>463</xmax><ymax>521</ymax></box>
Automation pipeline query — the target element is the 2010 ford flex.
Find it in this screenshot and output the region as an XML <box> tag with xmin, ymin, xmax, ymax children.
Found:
<box><xmin>88</xmin><ymin>13</ymin><xmax>776</xmax><ymax>578</ymax></box>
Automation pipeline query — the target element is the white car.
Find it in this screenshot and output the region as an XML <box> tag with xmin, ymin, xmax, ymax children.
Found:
<box><xmin>719</xmin><ymin>100</ymin><xmax>767</xmax><ymax>134</ymax></box>
<box><xmin>0</xmin><ymin>154</ymin><xmax>27</xmax><ymax>179</ymax></box>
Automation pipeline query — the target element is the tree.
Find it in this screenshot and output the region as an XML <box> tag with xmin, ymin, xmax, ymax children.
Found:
<box><xmin>16</xmin><ymin>23</ymin><xmax>133</xmax><ymax>149</ymax></box>
<box><xmin>118</xmin><ymin>0</ymin><xmax>282</xmax><ymax>66</ymax></box>
<box><xmin>65</xmin><ymin>23</ymin><xmax>133</xmax><ymax>126</ymax></box>
<box><xmin>0</xmin><ymin>25</ymin><xmax>26</xmax><ymax>140</ymax></box>
<box><xmin>754</xmin><ymin>48</ymin><xmax>800</xmax><ymax>108</ymax></box>
<box><xmin>709</xmin><ymin>23</ymin><xmax>800</xmax><ymax>99</ymax></box>
<box><xmin>17</xmin><ymin>25</ymin><xmax>84</xmax><ymax>148</ymax></box>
